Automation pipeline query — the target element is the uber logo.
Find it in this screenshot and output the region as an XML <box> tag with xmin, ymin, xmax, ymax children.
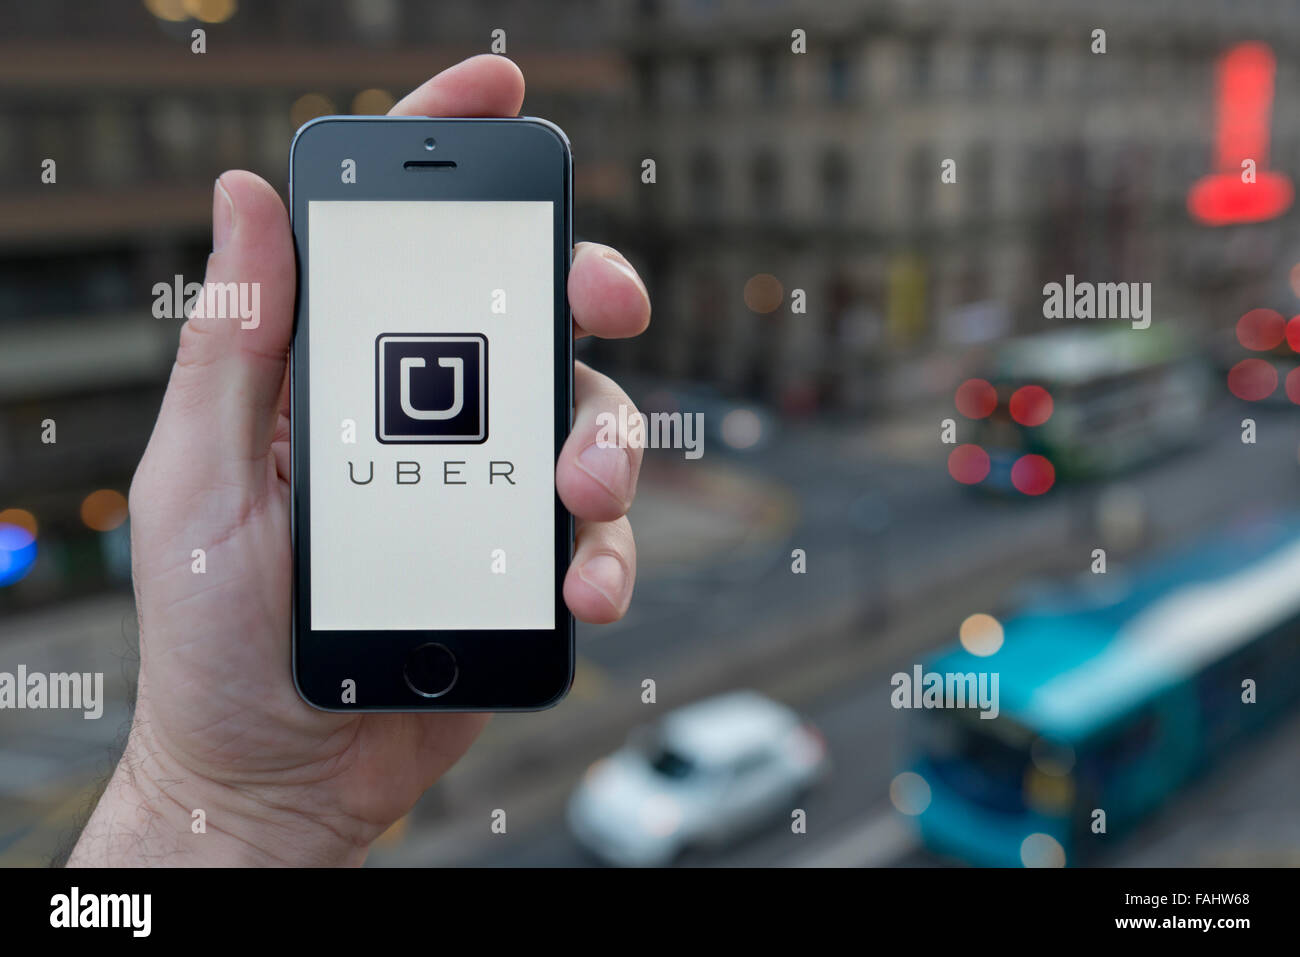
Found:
<box><xmin>376</xmin><ymin>334</ymin><xmax>487</xmax><ymax>443</ymax></box>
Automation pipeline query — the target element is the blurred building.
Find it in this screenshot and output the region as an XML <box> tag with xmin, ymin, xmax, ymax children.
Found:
<box><xmin>6</xmin><ymin>0</ymin><xmax>1300</xmax><ymax>605</ymax></box>
<box><xmin>614</xmin><ymin>0</ymin><xmax>1300</xmax><ymax>414</ymax></box>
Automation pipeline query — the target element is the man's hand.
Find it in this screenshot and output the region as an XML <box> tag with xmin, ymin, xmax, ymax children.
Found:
<box><xmin>69</xmin><ymin>55</ymin><xmax>650</xmax><ymax>866</ymax></box>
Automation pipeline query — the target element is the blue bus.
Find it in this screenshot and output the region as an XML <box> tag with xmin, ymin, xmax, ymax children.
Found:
<box><xmin>907</xmin><ymin>514</ymin><xmax>1300</xmax><ymax>866</ymax></box>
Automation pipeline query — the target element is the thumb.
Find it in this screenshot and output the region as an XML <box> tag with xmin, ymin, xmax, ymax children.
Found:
<box><xmin>155</xmin><ymin>171</ymin><xmax>295</xmax><ymax>489</ymax></box>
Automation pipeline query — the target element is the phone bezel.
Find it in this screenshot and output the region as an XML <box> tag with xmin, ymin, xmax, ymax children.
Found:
<box><xmin>288</xmin><ymin>116</ymin><xmax>574</xmax><ymax>712</ymax></box>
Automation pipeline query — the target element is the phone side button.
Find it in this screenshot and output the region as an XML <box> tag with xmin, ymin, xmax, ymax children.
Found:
<box><xmin>403</xmin><ymin>642</ymin><xmax>459</xmax><ymax>698</ymax></box>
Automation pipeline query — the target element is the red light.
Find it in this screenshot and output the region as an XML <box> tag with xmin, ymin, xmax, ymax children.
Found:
<box><xmin>1285</xmin><ymin>315</ymin><xmax>1300</xmax><ymax>353</ymax></box>
<box><xmin>948</xmin><ymin>444</ymin><xmax>991</xmax><ymax>485</ymax></box>
<box><xmin>1236</xmin><ymin>308</ymin><xmax>1286</xmax><ymax>351</ymax></box>
<box><xmin>1011</xmin><ymin>455</ymin><xmax>1055</xmax><ymax>496</ymax></box>
<box><xmin>1227</xmin><ymin>358</ymin><xmax>1279</xmax><ymax>400</ymax></box>
<box><xmin>954</xmin><ymin>378</ymin><xmax>997</xmax><ymax>419</ymax></box>
<box><xmin>1188</xmin><ymin>43</ymin><xmax>1293</xmax><ymax>226</ymax></box>
<box><xmin>1286</xmin><ymin>368</ymin><xmax>1300</xmax><ymax>405</ymax></box>
<box><xmin>1009</xmin><ymin>385</ymin><xmax>1053</xmax><ymax>427</ymax></box>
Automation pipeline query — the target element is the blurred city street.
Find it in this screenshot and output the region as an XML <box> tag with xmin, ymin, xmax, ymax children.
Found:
<box><xmin>6</xmin><ymin>392</ymin><xmax>1299</xmax><ymax>867</ymax></box>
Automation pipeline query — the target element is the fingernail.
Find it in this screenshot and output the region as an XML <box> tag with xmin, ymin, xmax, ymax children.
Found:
<box><xmin>600</xmin><ymin>248</ymin><xmax>649</xmax><ymax>303</ymax></box>
<box><xmin>579</xmin><ymin>554</ymin><xmax>626</xmax><ymax>609</ymax></box>
<box><xmin>213</xmin><ymin>176</ymin><xmax>234</xmax><ymax>253</ymax></box>
<box><xmin>577</xmin><ymin>441</ymin><xmax>631</xmax><ymax>504</ymax></box>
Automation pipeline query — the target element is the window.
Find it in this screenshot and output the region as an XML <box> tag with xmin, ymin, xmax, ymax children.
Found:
<box><xmin>910</xmin><ymin>38</ymin><xmax>932</xmax><ymax>96</ymax></box>
<box><xmin>636</xmin><ymin>56</ymin><xmax>657</xmax><ymax>108</ymax></box>
<box><xmin>1024</xmin><ymin>43</ymin><xmax>1046</xmax><ymax>94</ymax></box>
<box><xmin>649</xmin><ymin>747</ymin><xmax>696</xmax><ymax>779</ymax></box>
<box><xmin>731</xmin><ymin>749</ymin><xmax>772</xmax><ymax>778</ymax></box>
<box><xmin>690</xmin><ymin>150</ymin><xmax>721</xmax><ymax>220</ymax></box>
<box><xmin>752</xmin><ymin>151</ymin><xmax>782</xmax><ymax>220</ymax></box>
<box><xmin>757</xmin><ymin>46</ymin><xmax>781</xmax><ymax>104</ymax></box>
<box><xmin>821</xmin><ymin>150</ymin><xmax>850</xmax><ymax>220</ymax></box>
<box><xmin>970</xmin><ymin>40</ymin><xmax>991</xmax><ymax>93</ymax></box>
<box><xmin>908</xmin><ymin>145</ymin><xmax>933</xmax><ymax>221</ymax></box>
<box><xmin>691</xmin><ymin>54</ymin><xmax>715</xmax><ymax>105</ymax></box>
<box><xmin>827</xmin><ymin>47</ymin><xmax>852</xmax><ymax>102</ymax></box>
<box><xmin>967</xmin><ymin>144</ymin><xmax>992</xmax><ymax>219</ymax></box>
<box><xmin>1098</xmin><ymin>714</ymin><xmax>1158</xmax><ymax>776</ymax></box>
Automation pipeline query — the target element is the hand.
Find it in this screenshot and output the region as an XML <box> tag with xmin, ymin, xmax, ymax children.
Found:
<box><xmin>69</xmin><ymin>55</ymin><xmax>650</xmax><ymax>867</ymax></box>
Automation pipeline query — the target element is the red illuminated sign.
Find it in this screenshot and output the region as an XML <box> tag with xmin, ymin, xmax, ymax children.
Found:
<box><xmin>1188</xmin><ymin>43</ymin><xmax>1293</xmax><ymax>226</ymax></box>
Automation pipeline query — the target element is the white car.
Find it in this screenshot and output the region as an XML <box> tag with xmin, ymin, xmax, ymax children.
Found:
<box><xmin>567</xmin><ymin>691</ymin><xmax>829</xmax><ymax>866</ymax></box>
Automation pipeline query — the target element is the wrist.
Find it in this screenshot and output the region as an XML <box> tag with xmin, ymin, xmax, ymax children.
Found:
<box><xmin>69</xmin><ymin>721</ymin><xmax>371</xmax><ymax>867</ymax></box>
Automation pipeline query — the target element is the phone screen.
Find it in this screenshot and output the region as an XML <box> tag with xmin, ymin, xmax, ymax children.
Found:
<box><xmin>306</xmin><ymin>199</ymin><xmax>555</xmax><ymax>632</ymax></box>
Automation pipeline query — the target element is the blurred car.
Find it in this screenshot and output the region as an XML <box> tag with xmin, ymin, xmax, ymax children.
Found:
<box><xmin>567</xmin><ymin>691</ymin><xmax>828</xmax><ymax>866</ymax></box>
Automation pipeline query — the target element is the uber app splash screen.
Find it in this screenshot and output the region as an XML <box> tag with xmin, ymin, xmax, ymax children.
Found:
<box><xmin>308</xmin><ymin>200</ymin><xmax>555</xmax><ymax>631</ymax></box>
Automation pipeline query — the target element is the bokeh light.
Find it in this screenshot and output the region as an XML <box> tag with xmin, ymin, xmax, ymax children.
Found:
<box><xmin>1286</xmin><ymin>315</ymin><xmax>1300</xmax><ymax>353</ymax></box>
<box><xmin>1010</xmin><ymin>454</ymin><xmax>1055</xmax><ymax>495</ymax></box>
<box><xmin>143</xmin><ymin>0</ymin><xmax>188</xmax><ymax>20</ymax></box>
<box><xmin>291</xmin><ymin>93</ymin><xmax>337</xmax><ymax>130</ymax></box>
<box><xmin>954</xmin><ymin>378</ymin><xmax>997</xmax><ymax>419</ymax></box>
<box><xmin>720</xmin><ymin>408</ymin><xmax>763</xmax><ymax>449</ymax></box>
<box><xmin>144</xmin><ymin>0</ymin><xmax>237</xmax><ymax>22</ymax></box>
<box><xmin>1236</xmin><ymin>308</ymin><xmax>1285</xmax><ymax>351</ymax></box>
<box><xmin>189</xmin><ymin>0</ymin><xmax>237</xmax><ymax>22</ymax></box>
<box><xmin>889</xmin><ymin>772</ymin><xmax>932</xmax><ymax>816</ymax></box>
<box><xmin>1008</xmin><ymin>385</ymin><xmax>1053</xmax><ymax>427</ymax></box>
<box><xmin>80</xmin><ymin>489</ymin><xmax>129</xmax><ymax>532</ymax></box>
<box><xmin>0</xmin><ymin>508</ymin><xmax>37</xmax><ymax>537</ymax></box>
<box><xmin>959</xmin><ymin>612</ymin><xmax>1004</xmax><ymax>656</ymax></box>
<box><xmin>1287</xmin><ymin>368</ymin><xmax>1300</xmax><ymax>405</ymax></box>
<box><xmin>0</xmin><ymin>524</ymin><xmax>37</xmax><ymax>587</ymax></box>
<box><xmin>351</xmin><ymin>88</ymin><xmax>395</xmax><ymax>114</ymax></box>
<box><xmin>1227</xmin><ymin>357</ymin><xmax>1278</xmax><ymax>400</ymax></box>
<box><xmin>1023</xmin><ymin>768</ymin><xmax>1076</xmax><ymax>814</ymax></box>
<box><xmin>1020</xmin><ymin>833</ymin><xmax>1067</xmax><ymax>868</ymax></box>
<box><xmin>742</xmin><ymin>274</ymin><xmax>783</xmax><ymax>313</ymax></box>
<box><xmin>947</xmin><ymin>444</ymin><xmax>990</xmax><ymax>485</ymax></box>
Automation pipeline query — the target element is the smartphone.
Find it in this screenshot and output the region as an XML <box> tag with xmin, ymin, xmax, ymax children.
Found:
<box><xmin>288</xmin><ymin>116</ymin><xmax>574</xmax><ymax>711</ymax></box>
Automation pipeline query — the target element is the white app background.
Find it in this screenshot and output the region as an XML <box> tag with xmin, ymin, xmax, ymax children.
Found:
<box><xmin>309</xmin><ymin>201</ymin><xmax>555</xmax><ymax>630</ymax></box>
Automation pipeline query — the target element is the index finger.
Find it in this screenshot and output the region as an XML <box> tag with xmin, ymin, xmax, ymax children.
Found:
<box><xmin>389</xmin><ymin>54</ymin><xmax>525</xmax><ymax>118</ymax></box>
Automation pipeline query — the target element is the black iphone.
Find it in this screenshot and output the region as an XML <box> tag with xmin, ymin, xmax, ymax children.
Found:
<box><xmin>288</xmin><ymin>116</ymin><xmax>574</xmax><ymax>711</ymax></box>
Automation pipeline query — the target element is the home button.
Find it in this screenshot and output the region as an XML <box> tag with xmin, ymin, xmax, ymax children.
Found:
<box><xmin>404</xmin><ymin>642</ymin><xmax>458</xmax><ymax>698</ymax></box>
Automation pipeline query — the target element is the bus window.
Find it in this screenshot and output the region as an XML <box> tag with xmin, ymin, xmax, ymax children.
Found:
<box><xmin>917</xmin><ymin>710</ymin><xmax>1034</xmax><ymax>815</ymax></box>
<box><xmin>1108</xmin><ymin>713</ymin><xmax>1157</xmax><ymax>768</ymax></box>
<box><xmin>1074</xmin><ymin>711</ymin><xmax>1164</xmax><ymax>826</ymax></box>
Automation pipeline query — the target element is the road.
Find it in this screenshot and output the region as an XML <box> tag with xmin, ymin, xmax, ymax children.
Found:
<box><xmin>3</xmin><ymin>396</ymin><xmax>1299</xmax><ymax>867</ymax></box>
<box><xmin>372</xmin><ymin>399</ymin><xmax>1300</xmax><ymax>867</ymax></box>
